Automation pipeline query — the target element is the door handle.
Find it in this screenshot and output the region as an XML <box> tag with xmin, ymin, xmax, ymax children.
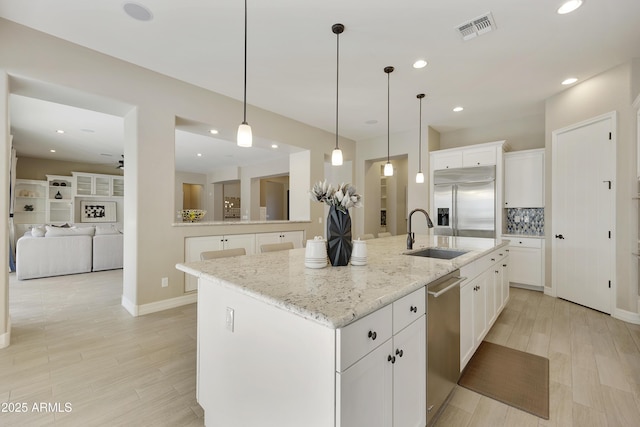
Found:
<box><xmin>555</xmin><ymin>234</ymin><xmax>565</xmax><ymax>239</ymax></box>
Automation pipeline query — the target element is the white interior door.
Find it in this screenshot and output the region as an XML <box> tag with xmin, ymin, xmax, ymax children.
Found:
<box><xmin>552</xmin><ymin>113</ymin><xmax>615</xmax><ymax>313</ymax></box>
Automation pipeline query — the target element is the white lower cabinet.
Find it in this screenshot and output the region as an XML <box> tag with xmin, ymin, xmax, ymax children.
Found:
<box><xmin>184</xmin><ymin>234</ymin><xmax>256</xmax><ymax>291</ymax></box>
<box><xmin>336</xmin><ymin>287</ymin><xmax>426</xmax><ymax>427</ymax></box>
<box><xmin>460</xmin><ymin>247</ymin><xmax>510</xmax><ymax>371</ymax></box>
<box><xmin>503</xmin><ymin>237</ymin><xmax>544</xmax><ymax>288</ymax></box>
<box><xmin>255</xmin><ymin>230</ymin><xmax>304</xmax><ymax>252</ymax></box>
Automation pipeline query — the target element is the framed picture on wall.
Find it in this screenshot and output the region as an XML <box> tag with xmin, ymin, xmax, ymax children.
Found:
<box><xmin>80</xmin><ymin>201</ymin><xmax>116</xmax><ymax>223</ymax></box>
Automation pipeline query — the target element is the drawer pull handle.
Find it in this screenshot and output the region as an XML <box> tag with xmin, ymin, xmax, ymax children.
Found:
<box><xmin>410</xmin><ymin>305</ymin><xmax>418</xmax><ymax>313</ymax></box>
<box><xmin>395</xmin><ymin>349</ymin><xmax>404</xmax><ymax>357</ymax></box>
<box><xmin>368</xmin><ymin>331</ymin><xmax>377</xmax><ymax>340</ymax></box>
<box><xmin>388</xmin><ymin>355</ymin><xmax>396</xmax><ymax>364</ymax></box>
<box><xmin>503</xmin><ymin>264</ymin><xmax>507</xmax><ymax>267</ymax></box>
<box><xmin>491</xmin><ymin>258</ymin><xmax>495</xmax><ymax>261</ymax></box>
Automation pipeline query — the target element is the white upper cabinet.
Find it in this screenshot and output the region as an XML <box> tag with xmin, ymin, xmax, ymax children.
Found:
<box><xmin>431</xmin><ymin>151</ymin><xmax>462</xmax><ymax>170</ymax></box>
<box><xmin>504</xmin><ymin>149</ymin><xmax>544</xmax><ymax>208</ymax></box>
<box><xmin>73</xmin><ymin>172</ymin><xmax>123</xmax><ymax>197</ymax></box>
<box><xmin>462</xmin><ymin>145</ymin><xmax>497</xmax><ymax>167</ymax></box>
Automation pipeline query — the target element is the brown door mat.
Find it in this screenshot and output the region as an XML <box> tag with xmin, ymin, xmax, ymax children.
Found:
<box><xmin>458</xmin><ymin>341</ymin><xmax>549</xmax><ymax>419</ymax></box>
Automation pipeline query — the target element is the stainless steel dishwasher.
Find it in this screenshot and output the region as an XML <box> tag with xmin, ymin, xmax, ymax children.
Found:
<box><xmin>426</xmin><ymin>270</ymin><xmax>465</xmax><ymax>425</ymax></box>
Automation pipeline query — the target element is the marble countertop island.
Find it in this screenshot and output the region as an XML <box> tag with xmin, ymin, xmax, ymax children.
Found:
<box><xmin>176</xmin><ymin>234</ymin><xmax>508</xmax><ymax>329</ymax></box>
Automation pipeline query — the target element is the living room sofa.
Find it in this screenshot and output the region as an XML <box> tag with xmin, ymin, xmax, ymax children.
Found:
<box><xmin>16</xmin><ymin>224</ymin><xmax>123</xmax><ymax>280</ymax></box>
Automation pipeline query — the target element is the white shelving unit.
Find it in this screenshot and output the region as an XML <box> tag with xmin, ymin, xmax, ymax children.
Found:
<box><xmin>13</xmin><ymin>179</ymin><xmax>47</xmax><ymax>238</ymax></box>
<box><xmin>46</xmin><ymin>175</ymin><xmax>74</xmax><ymax>224</ymax></box>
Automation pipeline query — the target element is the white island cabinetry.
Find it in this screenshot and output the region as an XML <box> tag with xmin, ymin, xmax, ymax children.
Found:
<box><xmin>459</xmin><ymin>247</ymin><xmax>509</xmax><ymax>370</ymax></box>
<box><xmin>178</xmin><ymin>235</ymin><xmax>508</xmax><ymax>426</ymax></box>
<box><xmin>337</xmin><ymin>287</ymin><xmax>426</xmax><ymax>427</ymax></box>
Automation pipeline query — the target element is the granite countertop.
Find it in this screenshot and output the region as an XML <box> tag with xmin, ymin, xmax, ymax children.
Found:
<box><xmin>176</xmin><ymin>234</ymin><xmax>508</xmax><ymax>329</ymax></box>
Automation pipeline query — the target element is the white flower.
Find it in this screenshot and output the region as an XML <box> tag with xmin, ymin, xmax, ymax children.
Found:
<box><xmin>310</xmin><ymin>181</ymin><xmax>363</xmax><ymax>213</ymax></box>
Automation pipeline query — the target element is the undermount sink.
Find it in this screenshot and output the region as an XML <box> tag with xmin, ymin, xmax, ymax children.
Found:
<box><xmin>405</xmin><ymin>248</ymin><xmax>469</xmax><ymax>260</ymax></box>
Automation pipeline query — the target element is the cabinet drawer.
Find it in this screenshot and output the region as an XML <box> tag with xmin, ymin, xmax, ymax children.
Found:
<box><xmin>336</xmin><ymin>304</ymin><xmax>392</xmax><ymax>372</ymax></box>
<box><xmin>460</xmin><ymin>248</ymin><xmax>507</xmax><ymax>280</ymax></box>
<box><xmin>393</xmin><ymin>287</ymin><xmax>425</xmax><ymax>334</ymax></box>
<box><xmin>508</xmin><ymin>237</ymin><xmax>542</xmax><ymax>249</ymax></box>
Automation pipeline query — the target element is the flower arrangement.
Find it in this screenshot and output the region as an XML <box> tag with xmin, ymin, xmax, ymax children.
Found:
<box><xmin>181</xmin><ymin>209</ymin><xmax>206</xmax><ymax>222</ymax></box>
<box><xmin>310</xmin><ymin>180</ymin><xmax>363</xmax><ymax>213</ymax></box>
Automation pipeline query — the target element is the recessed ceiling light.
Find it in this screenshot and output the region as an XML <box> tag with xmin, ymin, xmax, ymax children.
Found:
<box><xmin>562</xmin><ymin>77</ymin><xmax>578</xmax><ymax>85</ymax></box>
<box><xmin>271</xmin><ymin>144</ymin><xmax>278</xmax><ymax>149</ymax></box>
<box><xmin>365</xmin><ymin>120</ymin><xmax>378</xmax><ymax>125</ymax></box>
<box><xmin>56</xmin><ymin>129</ymin><xmax>64</xmax><ymax>134</ymax></box>
<box><xmin>123</xmin><ymin>2</ymin><xmax>153</xmax><ymax>21</ymax></box>
<box><xmin>197</xmin><ymin>153</ymin><xmax>202</xmax><ymax>157</ymax></box>
<box><xmin>413</xmin><ymin>59</ymin><xmax>428</xmax><ymax>69</ymax></box>
<box><xmin>557</xmin><ymin>0</ymin><xmax>583</xmax><ymax>15</ymax></box>
<box><xmin>50</xmin><ymin>149</ymin><xmax>56</xmax><ymax>153</ymax></box>
<box><xmin>209</xmin><ymin>129</ymin><xmax>219</xmax><ymax>135</ymax></box>
<box><xmin>453</xmin><ymin>106</ymin><xmax>464</xmax><ymax>112</ymax></box>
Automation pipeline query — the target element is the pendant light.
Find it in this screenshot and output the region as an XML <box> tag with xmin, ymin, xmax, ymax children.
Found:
<box><xmin>415</xmin><ymin>94</ymin><xmax>425</xmax><ymax>184</ymax></box>
<box><xmin>383</xmin><ymin>66</ymin><xmax>394</xmax><ymax>177</ymax></box>
<box><xmin>331</xmin><ymin>23</ymin><xmax>344</xmax><ymax>166</ymax></box>
<box><xmin>237</xmin><ymin>0</ymin><xmax>252</xmax><ymax>147</ymax></box>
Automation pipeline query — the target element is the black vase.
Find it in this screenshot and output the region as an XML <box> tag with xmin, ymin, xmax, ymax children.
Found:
<box><xmin>327</xmin><ymin>206</ymin><xmax>352</xmax><ymax>266</ymax></box>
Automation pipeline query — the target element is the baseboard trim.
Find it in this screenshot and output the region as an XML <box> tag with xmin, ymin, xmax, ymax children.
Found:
<box><xmin>121</xmin><ymin>294</ymin><xmax>197</xmax><ymax>317</ymax></box>
<box><xmin>613</xmin><ymin>308</ymin><xmax>640</xmax><ymax>325</ymax></box>
<box><xmin>510</xmin><ymin>283</ymin><xmax>544</xmax><ymax>292</ymax></box>
<box><xmin>0</xmin><ymin>317</ymin><xmax>11</xmax><ymax>349</ymax></box>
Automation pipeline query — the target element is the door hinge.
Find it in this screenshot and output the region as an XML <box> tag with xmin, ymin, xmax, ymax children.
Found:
<box><xmin>609</xmin><ymin>132</ymin><xmax>612</xmax><ymax>140</ymax></box>
<box><xmin>609</xmin><ymin>280</ymin><xmax>611</xmax><ymax>289</ymax></box>
<box><xmin>608</xmin><ymin>231</ymin><xmax>611</xmax><ymax>239</ymax></box>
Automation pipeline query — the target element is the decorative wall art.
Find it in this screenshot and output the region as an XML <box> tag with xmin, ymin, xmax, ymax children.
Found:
<box><xmin>80</xmin><ymin>201</ymin><xmax>116</xmax><ymax>223</ymax></box>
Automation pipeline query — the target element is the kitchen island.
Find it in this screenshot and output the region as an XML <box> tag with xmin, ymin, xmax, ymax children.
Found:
<box><xmin>176</xmin><ymin>234</ymin><xmax>509</xmax><ymax>427</ymax></box>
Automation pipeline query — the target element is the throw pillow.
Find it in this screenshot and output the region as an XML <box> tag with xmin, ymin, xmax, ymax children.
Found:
<box><xmin>95</xmin><ymin>224</ymin><xmax>120</xmax><ymax>235</ymax></box>
<box><xmin>31</xmin><ymin>225</ymin><xmax>46</xmax><ymax>237</ymax></box>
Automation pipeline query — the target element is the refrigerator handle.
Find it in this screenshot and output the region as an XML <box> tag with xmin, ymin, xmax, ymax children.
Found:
<box><xmin>452</xmin><ymin>185</ymin><xmax>458</xmax><ymax>236</ymax></box>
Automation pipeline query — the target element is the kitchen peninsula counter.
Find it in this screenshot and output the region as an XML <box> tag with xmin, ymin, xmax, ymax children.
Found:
<box><xmin>176</xmin><ymin>234</ymin><xmax>508</xmax><ymax>427</ymax></box>
<box><xmin>177</xmin><ymin>234</ymin><xmax>508</xmax><ymax>328</ymax></box>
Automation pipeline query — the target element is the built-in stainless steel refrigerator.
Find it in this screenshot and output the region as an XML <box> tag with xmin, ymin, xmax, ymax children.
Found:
<box><xmin>433</xmin><ymin>165</ymin><xmax>495</xmax><ymax>238</ymax></box>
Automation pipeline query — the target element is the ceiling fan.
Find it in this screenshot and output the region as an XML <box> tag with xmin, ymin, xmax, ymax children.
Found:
<box><xmin>116</xmin><ymin>155</ymin><xmax>124</xmax><ymax>170</ymax></box>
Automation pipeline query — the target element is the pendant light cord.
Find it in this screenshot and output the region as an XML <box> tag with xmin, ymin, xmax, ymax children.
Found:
<box><xmin>335</xmin><ymin>29</ymin><xmax>340</xmax><ymax>150</ymax></box>
<box><xmin>387</xmin><ymin>71</ymin><xmax>390</xmax><ymax>162</ymax></box>
<box><xmin>242</xmin><ymin>0</ymin><xmax>248</xmax><ymax>124</ymax></box>
<box><xmin>418</xmin><ymin>96</ymin><xmax>422</xmax><ymax>172</ymax></box>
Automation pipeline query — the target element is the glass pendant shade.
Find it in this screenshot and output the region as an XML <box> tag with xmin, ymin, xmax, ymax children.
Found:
<box><xmin>415</xmin><ymin>171</ymin><xmax>424</xmax><ymax>183</ymax></box>
<box><xmin>237</xmin><ymin>123</ymin><xmax>252</xmax><ymax>147</ymax></box>
<box><xmin>384</xmin><ymin>162</ymin><xmax>393</xmax><ymax>177</ymax></box>
<box><xmin>332</xmin><ymin>148</ymin><xmax>343</xmax><ymax>166</ymax></box>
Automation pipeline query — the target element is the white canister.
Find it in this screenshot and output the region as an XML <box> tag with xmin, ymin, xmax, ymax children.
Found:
<box><xmin>351</xmin><ymin>239</ymin><xmax>367</xmax><ymax>266</ymax></box>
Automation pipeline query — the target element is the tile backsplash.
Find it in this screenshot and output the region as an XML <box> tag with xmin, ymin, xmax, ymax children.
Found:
<box><xmin>505</xmin><ymin>208</ymin><xmax>544</xmax><ymax>236</ymax></box>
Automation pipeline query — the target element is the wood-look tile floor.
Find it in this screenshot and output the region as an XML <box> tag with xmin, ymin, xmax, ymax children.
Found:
<box><xmin>435</xmin><ymin>287</ymin><xmax>640</xmax><ymax>427</ymax></box>
<box><xmin>3</xmin><ymin>272</ymin><xmax>640</xmax><ymax>426</ymax></box>
<box><xmin>1</xmin><ymin>270</ymin><xmax>203</xmax><ymax>427</ymax></box>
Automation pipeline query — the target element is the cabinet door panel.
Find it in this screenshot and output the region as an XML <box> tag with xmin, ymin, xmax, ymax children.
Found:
<box><xmin>460</xmin><ymin>281</ymin><xmax>474</xmax><ymax>371</ymax></box>
<box><xmin>508</xmin><ymin>247</ymin><xmax>542</xmax><ymax>286</ymax></box>
<box><xmin>393</xmin><ymin>317</ymin><xmax>426</xmax><ymax>427</ymax></box>
<box><xmin>473</xmin><ymin>273</ymin><xmax>488</xmax><ymax>347</ymax></box>
<box><xmin>462</xmin><ymin>146</ymin><xmax>496</xmax><ymax>167</ymax></box>
<box><xmin>336</xmin><ymin>340</ymin><xmax>393</xmax><ymax>427</ymax></box>
<box><xmin>224</xmin><ymin>234</ymin><xmax>256</xmax><ymax>255</ymax></box>
<box><xmin>432</xmin><ymin>152</ymin><xmax>463</xmax><ymax>170</ymax></box>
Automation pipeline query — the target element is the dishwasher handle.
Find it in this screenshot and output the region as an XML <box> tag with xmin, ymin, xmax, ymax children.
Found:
<box><xmin>427</xmin><ymin>276</ymin><xmax>466</xmax><ymax>298</ymax></box>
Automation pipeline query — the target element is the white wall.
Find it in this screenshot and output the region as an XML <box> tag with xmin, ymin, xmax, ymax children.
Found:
<box><xmin>1</xmin><ymin>71</ymin><xmax>10</xmax><ymax>348</ymax></box>
<box><xmin>0</xmin><ymin>19</ymin><xmax>355</xmax><ymax>326</ymax></box>
<box><xmin>440</xmin><ymin>114</ymin><xmax>545</xmax><ymax>151</ymax></box>
<box><xmin>545</xmin><ymin>61</ymin><xmax>639</xmax><ymax>317</ymax></box>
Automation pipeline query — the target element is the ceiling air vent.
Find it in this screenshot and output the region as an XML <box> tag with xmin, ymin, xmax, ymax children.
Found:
<box><xmin>456</xmin><ymin>12</ymin><xmax>496</xmax><ymax>41</ymax></box>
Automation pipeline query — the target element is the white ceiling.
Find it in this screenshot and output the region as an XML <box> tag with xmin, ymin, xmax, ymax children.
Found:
<box><xmin>3</xmin><ymin>0</ymin><xmax>640</xmax><ymax>170</ymax></box>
